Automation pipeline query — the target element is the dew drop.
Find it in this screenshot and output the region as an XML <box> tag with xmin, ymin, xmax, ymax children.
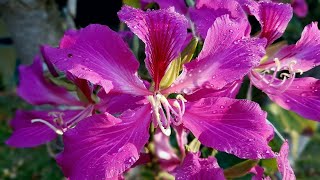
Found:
<box><xmin>220</xmin><ymin>105</ymin><xmax>225</xmax><ymax>109</ymax></box>
<box><xmin>286</xmin><ymin>99</ymin><xmax>290</xmax><ymax>103</ymax></box>
<box><xmin>300</xmin><ymin>93</ymin><xmax>307</xmax><ymax>97</ymax></box>
<box><xmin>67</xmin><ymin>53</ymin><xmax>73</xmax><ymax>58</ymax></box>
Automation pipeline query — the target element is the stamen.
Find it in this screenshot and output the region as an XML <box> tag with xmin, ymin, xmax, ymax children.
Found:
<box><xmin>31</xmin><ymin>119</ymin><xmax>63</xmax><ymax>135</ymax></box>
<box><xmin>147</xmin><ymin>93</ymin><xmax>187</xmax><ymax>136</ymax></box>
<box><xmin>66</xmin><ymin>105</ymin><xmax>94</xmax><ymax>128</ymax></box>
<box><xmin>254</xmin><ymin>58</ymin><xmax>304</xmax><ymax>94</ymax></box>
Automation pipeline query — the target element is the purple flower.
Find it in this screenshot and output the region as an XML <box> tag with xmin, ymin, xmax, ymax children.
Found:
<box><xmin>173</xmin><ymin>152</ymin><xmax>225</xmax><ymax>180</ymax></box>
<box><xmin>43</xmin><ymin>6</ymin><xmax>275</xmax><ymax>179</ymax></box>
<box><xmin>246</xmin><ymin>1</ymin><xmax>320</xmax><ymax>121</ymax></box>
<box><xmin>6</xmin><ymin>57</ymin><xmax>93</xmax><ymax>147</ymax></box>
<box><xmin>6</xmin><ymin>55</ymin><xmax>139</xmax><ymax>148</ymax></box>
<box><xmin>250</xmin><ymin>141</ymin><xmax>296</xmax><ymax>180</ymax></box>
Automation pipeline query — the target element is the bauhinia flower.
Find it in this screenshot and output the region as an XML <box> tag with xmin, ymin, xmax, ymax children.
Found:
<box><xmin>42</xmin><ymin>6</ymin><xmax>275</xmax><ymax>179</ymax></box>
<box><xmin>6</xmin><ymin>57</ymin><xmax>93</xmax><ymax>147</ymax></box>
<box><xmin>6</xmin><ymin>54</ymin><xmax>139</xmax><ymax>148</ymax></box>
<box><xmin>246</xmin><ymin>1</ymin><xmax>320</xmax><ymax>122</ymax></box>
<box><xmin>188</xmin><ymin>0</ymin><xmax>320</xmax><ymax>122</ymax></box>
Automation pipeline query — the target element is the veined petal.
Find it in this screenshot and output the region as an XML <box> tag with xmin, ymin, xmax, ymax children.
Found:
<box><xmin>182</xmin><ymin>97</ymin><xmax>275</xmax><ymax>159</ymax></box>
<box><xmin>251</xmin><ymin>1</ymin><xmax>292</xmax><ymax>46</ymax></box>
<box><xmin>6</xmin><ymin>110</ymin><xmax>80</xmax><ymax>147</ymax></box>
<box><xmin>141</xmin><ymin>0</ymin><xmax>188</xmax><ymax>14</ymax></box>
<box><xmin>163</xmin><ymin>15</ymin><xmax>265</xmax><ymax>95</ymax></box>
<box><xmin>17</xmin><ymin>57</ymin><xmax>81</xmax><ymax>106</ymax></box>
<box><xmin>191</xmin><ymin>0</ymin><xmax>249</xmax><ymax>38</ymax></box>
<box><xmin>118</xmin><ymin>6</ymin><xmax>188</xmax><ymax>90</ymax></box>
<box><xmin>42</xmin><ymin>24</ymin><xmax>150</xmax><ymax>96</ymax></box>
<box><xmin>56</xmin><ymin>105</ymin><xmax>152</xmax><ymax>179</ymax></box>
<box><xmin>261</xmin><ymin>22</ymin><xmax>320</xmax><ymax>72</ymax></box>
<box><xmin>267</xmin><ymin>77</ymin><xmax>320</xmax><ymax>121</ymax></box>
<box><xmin>185</xmin><ymin>80</ymin><xmax>242</xmax><ymax>101</ymax></box>
<box><xmin>96</xmin><ymin>91</ymin><xmax>145</xmax><ymax>114</ymax></box>
<box><xmin>173</xmin><ymin>152</ymin><xmax>225</xmax><ymax>180</ymax></box>
<box><xmin>276</xmin><ymin>141</ymin><xmax>296</xmax><ymax>180</ymax></box>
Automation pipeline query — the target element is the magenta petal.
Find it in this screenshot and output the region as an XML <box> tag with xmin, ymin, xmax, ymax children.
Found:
<box><xmin>292</xmin><ymin>0</ymin><xmax>308</xmax><ymax>17</ymax></box>
<box><xmin>56</xmin><ymin>105</ymin><xmax>152</xmax><ymax>179</ymax></box>
<box><xmin>276</xmin><ymin>141</ymin><xmax>296</xmax><ymax>180</ymax></box>
<box><xmin>163</xmin><ymin>15</ymin><xmax>265</xmax><ymax>95</ymax></box>
<box><xmin>42</xmin><ymin>24</ymin><xmax>150</xmax><ymax>96</ymax></box>
<box><xmin>185</xmin><ymin>80</ymin><xmax>242</xmax><ymax>101</ymax></box>
<box><xmin>183</xmin><ymin>97</ymin><xmax>275</xmax><ymax>159</ymax></box>
<box><xmin>6</xmin><ymin>110</ymin><xmax>80</xmax><ymax>147</ymax></box>
<box><xmin>267</xmin><ymin>77</ymin><xmax>320</xmax><ymax>121</ymax></box>
<box><xmin>174</xmin><ymin>152</ymin><xmax>225</xmax><ymax>180</ymax></box>
<box><xmin>17</xmin><ymin>57</ymin><xmax>81</xmax><ymax>106</ymax></box>
<box><xmin>96</xmin><ymin>91</ymin><xmax>145</xmax><ymax>114</ymax></box>
<box><xmin>265</xmin><ymin>22</ymin><xmax>320</xmax><ymax>72</ymax></box>
<box><xmin>154</xmin><ymin>129</ymin><xmax>180</xmax><ymax>171</ymax></box>
<box><xmin>118</xmin><ymin>6</ymin><xmax>188</xmax><ymax>90</ymax></box>
<box><xmin>191</xmin><ymin>0</ymin><xmax>248</xmax><ymax>38</ymax></box>
<box><xmin>251</xmin><ymin>1</ymin><xmax>292</xmax><ymax>46</ymax></box>
<box><xmin>141</xmin><ymin>0</ymin><xmax>188</xmax><ymax>14</ymax></box>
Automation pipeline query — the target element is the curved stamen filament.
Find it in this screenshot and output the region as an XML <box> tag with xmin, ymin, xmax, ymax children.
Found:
<box><xmin>147</xmin><ymin>93</ymin><xmax>187</xmax><ymax>136</ymax></box>
<box><xmin>66</xmin><ymin>105</ymin><xmax>94</xmax><ymax>128</ymax></box>
<box><xmin>254</xmin><ymin>58</ymin><xmax>304</xmax><ymax>94</ymax></box>
<box><xmin>31</xmin><ymin>119</ymin><xmax>63</xmax><ymax>135</ymax></box>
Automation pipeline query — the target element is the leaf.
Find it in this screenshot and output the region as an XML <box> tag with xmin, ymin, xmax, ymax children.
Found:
<box><xmin>261</xmin><ymin>158</ymin><xmax>278</xmax><ymax>175</ymax></box>
<box><xmin>224</xmin><ymin>160</ymin><xmax>259</xmax><ymax>178</ymax></box>
<box><xmin>266</xmin><ymin>103</ymin><xmax>318</xmax><ymax>135</ymax></box>
<box><xmin>123</xmin><ymin>0</ymin><xmax>140</xmax><ymax>8</ymax></box>
<box><xmin>186</xmin><ymin>138</ymin><xmax>201</xmax><ymax>153</ymax></box>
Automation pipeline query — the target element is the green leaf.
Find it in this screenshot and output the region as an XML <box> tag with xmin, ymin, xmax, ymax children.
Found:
<box><xmin>186</xmin><ymin>138</ymin><xmax>201</xmax><ymax>153</ymax></box>
<box><xmin>266</xmin><ymin>103</ymin><xmax>318</xmax><ymax>135</ymax></box>
<box><xmin>261</xmin><ymin>158</ymin><xmax>278</xmax><ymax>176</ymax></box>
<box><xmin>123</xmin><ymin>0</ymin><xmax>140</xmax><ymax>8</ymax></box>
<box><xmin>224</xmin><ymin>160</ymin><xmax>259</xmax><ymax>178</ymax></box>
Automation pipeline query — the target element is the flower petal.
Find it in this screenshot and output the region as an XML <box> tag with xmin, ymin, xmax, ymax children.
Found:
<box><xmin>154</xmin><ymin>129</ymin><xmax>180</xmax><ymax>171</ymax></box>
<box><xmin>292</xmin><ymin>0</ymin><xmax>308</xmax><ymax>17</ymax></box>
<box><xmin>261</xmin><ymin>22</ymin><xmax>320</xmax><ymax>72</ymax></box>
<box><xmin>96</xmin><ymin>90</ymin><xmax>145</xmax><ymax>114</ymax></box>
<box><xmin>56</xmin><ymin>105</ymin><xmax>152</xmax><ymax>179</ymax></box>
<box><xmin>163</xmin><ymin>15</ymin><xmax>265</xmax><ymax>95</ymax></box>
<box><xmin>182</xmin><ymin>97</ymin><xmax>275</xmax><ymax>159</ymax></box>
<box><xmin>141</xmin><ymin>0</ymin><xmax>188</xmax><ymax>14</ymax></box>
<box><xmin>6</xmin><ymin>110</ymin><xmax>80</xmax><ymax>147</ymax></box>
<box><xmin>267</xmin><ymin>77</ymin><xmax>320</xmax><ymax>121</ymax></box>
<box><xmin>191</xmin><ymin>0</ymin><xmax>249</xmax><ymax>38</ymax></box>
<box><xmin>174</xmin><ymin>152</ymin><xmax>225</xmax><ymax>180</ymax></box>
<box><xmin>276</xmin><ymin>141</ymin><xmax>296</xmax><ymax>180</ymax></box>
<box><xmin>42</xmin><ymin>24</ymin><xmax>150</xmax><ymax>96</ymax></box>
<box><xmin>118</xmin><ymin>6</ymin><xmax>188</xmax><ymax>90</ymax></box>
<box><xmin>17</xmin><ymin>57</ymin><xmax>81</xmax><ymax>106</ymax></box>
<box><xmin>185</xmin><ymin>80</ymin><xmax>242</xmax><ymax>101</ymax></box>
<box><xmin>251</xmin><ymin>1</ymin><xmax>293</xmax><ymax>46</ymax></box>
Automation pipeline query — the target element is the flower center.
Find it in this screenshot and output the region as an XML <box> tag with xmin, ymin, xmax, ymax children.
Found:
<box><xmin>31</xmin><ymin>105</ymin><xmax>94</xmax><ymax>135</ymax></box>
<box><xmin>251</xmin><ymin>58</ymin><xmax>303</xmax><ymax>94</ymax></box>
<box><xmin>147</xmin><ymin>94</ymin><xmax>187</xmax><ymax>136</ymax></box>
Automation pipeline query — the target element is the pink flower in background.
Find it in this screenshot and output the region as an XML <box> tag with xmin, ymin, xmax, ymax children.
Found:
<box><xmin>42</xmin><ymin>6</ymin><xmax>275</xmax><ymax>179</ymax></box>
<box><xmin>247</xmin><ymin>1</ymin><xmax>320</xmax><ymax>122</ymax></box>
